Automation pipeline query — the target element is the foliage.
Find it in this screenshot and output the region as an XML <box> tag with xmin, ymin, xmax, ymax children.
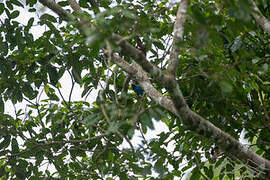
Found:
<box><xmin>0</xmin><ymin>0</ymin><xmax>270</xmax><ymax>179</ymax></box>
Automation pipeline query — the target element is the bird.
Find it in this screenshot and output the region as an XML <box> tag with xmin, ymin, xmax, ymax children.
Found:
<box><xmin>131</xmin><ymin>84</ymin><xmax>144</xmax><ymax>96</ymax></box>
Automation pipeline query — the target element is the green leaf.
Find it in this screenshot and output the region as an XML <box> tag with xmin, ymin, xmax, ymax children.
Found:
<box><xmin>0</xmin><ymin>97</ymin><xmax>4</xmax><ymax>113</ymax></box>
<box><xmin>26</xmin><ymin>0</ymin><xmax>38</xmax><ymax>7</ymax></box>
<box><xmin>79</xmin><ymin>0</ymin><xmax>89</xmax><ymax>8</ymax></box>
<box><xmin>263</xmin><ymin>81</ymin><xmax>270</xmax><ymax>85</ymax></box>
<box><xmin>219</xmin><ymin>81</ymin><xmax>233</xmax><ymax>94</ymax></box>
<box><xmin>11</xmin><ymin>0</ymin><xmax>24</xmax><ymax>7</ymax></box>
<box><xmin>0</xmin><ymin>135</ymin><xmax>11</xmax><ymax>149</ymax></box>
<box><xmin>26</xmin><ymin>17</ymin><xmax>34</xmax><ymax>32</ymax></box>
<box><xmin>149</xmin><ymin>108</ymin><xmax>161</xmax><ymax>121</ymax></box>
<box><xmin>158</xmin><ymin>132</ymin><xmax>169</xmax><ymax>144</ymax></box>
<box><xmin>44</xmin><ymin>84</ymin><xmax>59</xmax><ymax>101</ymax></box>
<box><xmin>84</xmin><ymin>113</ymin><xmax>100</xmax><ymax>127</ymax></box>
<box><xmin>22</xmin><ymin>83</ymin><xmax>37</xmax><ymax>100</ymax></box>
<box><xmin>28</xmin><ymin>8</ymin><xmax>36</xmax><ymax>12</ymax></box>
<box><xmin>58</xmin><ymin>1</ymin><xmax>69</xmax><ymax>7</ymax></box>
<box><xmin>0</xmin><ymin>3</ymin><xmax>4</xmax><ymax>15</ymax></box>
<box><xmin>226</xmin><ymin>163</ymin><xmax>234</xmax><ymax>172</ymax></box>
<box><xmin>40</xmin><ymin>14</ymin><xmax>57</xmax><ymax>23</ymax></box>
<box><xmin>0</xmin><ymin>42</ymin><xmax>8</xmax><ymax>56</ymax></box>
<box><xmin>6</xmin><ymin>1</ymin><xmax>13</xmax><ymax>10</ymax></box>
<box><xmin>15</xmin><ymin>167</ymin><xmax>26</xmax><ymax>179</ymax></box>
<box><xmin>57</xmin><ymin>67</ymin><xmax>66</xmax><ymax>80</ymax></box>
<box><xmin>81</xmin><ymin>85</ymin><xmax>92</xmax><ymax>97</ymax></box>
<box><xmin>190</xmin><ymin>168</ymin><xmax>201</xmax><ymax>180</ymax></box>
<box><xmin>10</xmin><ymin>10</ymin><xmax>20</xmax><ymax>19</ymax></box>
<box><xmin>153</xmin><ymin>40</ymin><xmax>165</xmax><ymax>50</ymax></box>
<box><xmin>107</xmin><ymin>121</ymin><xmax>120</xmax><ymax>133</ymax></box>
<box><xmin>141</xmin><ymin>124</ymin><xmax>147</xmax><ymax>133</ymax></box>
<box><xmin>35</xmin><ymin>151</ymin><xmax>44</xmax><ymax>166</ymax></box>
<box><xmin>141</xmin><ymin>113</ymin><xmax>154</xmax><ymax>130</ymax></box>
<box><xmin>48</xmin><ymin>65</ymin><xmax>58</xmax><ymax>86</ymax></box>
<box><xmin>204</xmin><ymin>165</ymin><xmax>214</xmax><ymax>178</ymax></box>
<box><xmin>154</xmin><ymin>159</ymin><xmax>166</xmax><ymax>176</ymax></box>
<box><xmin>12</xmin><ymin>88</ymin><xmax>23</xmax><ymax>103</ymax></box>
<box><xmin>153</xmin><ymin>107</ymin><xmax>166</xmax><ymax>120</ymax></box>
<box><xmin>11</xmin><ymin>138</ymin><xmax>20</xmax><ymax>153</ymax></box>
<box><xmin>72</xmin><ymin>68</ymin><xmax>82</xmax><ymax>84</ymax></box>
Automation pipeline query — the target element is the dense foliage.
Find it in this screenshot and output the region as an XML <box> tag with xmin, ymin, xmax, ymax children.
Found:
<box><xmin>0</xmin><ymin>0</ymin><xmax>270</xmax><ymax>179</ymax></box>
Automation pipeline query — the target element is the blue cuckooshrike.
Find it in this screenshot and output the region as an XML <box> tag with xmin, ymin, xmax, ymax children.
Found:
<box><xmin>131</xmin><ymin>84</ymin><xmax>144</xmax><ymax>96</ymax></box>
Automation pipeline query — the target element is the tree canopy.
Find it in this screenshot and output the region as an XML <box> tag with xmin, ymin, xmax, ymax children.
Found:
<box><xmin>1</xmin><ymin>0</ymin><xmax>270</xmax><ymax>179</ymax></box>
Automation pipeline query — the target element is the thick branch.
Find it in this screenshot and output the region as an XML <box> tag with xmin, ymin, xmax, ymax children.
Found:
<box><xmin>67</xmin><ymin>0</ymin><xmax>83</xmax><ymax>13</ymax></box>
<box><xmin>67</xmin><ymin>0</ymin><xmax>90</xmax><ymax>28</ymax></box>
<box><xmin>251</xmin><ymin>0</ymin><xmax>270</xmax><ymax>35</ymax></box>
<box><xmin>39</xmin><ymin>0</ymin><xmax>73</xmax><ymax>21</ymax></box>
<box><xmin>112</xmin><ymin>51</ymin><xmax>270</xmax><ymax>178</ymax></box>
<box><xmin>110</xmin><ymin>34</ymin><xmax>187</xmax><ymax>110</ymax></box>
<box><xmin>110</xmin><ymin>14</ymin><xmax>270</xmax><ymax>180</ymax></box>
<box><xmin>111</xmin><ymin>54</ymin><xmax>178</xmax><ymax>116</ymax></box>
<box><xmin>110</xmin><ymin>34</ymin><xmax>165</xmax><ymax>79</ymax></box>
<box><xmin>167</xmin><ymin>0</ymin><xmax>189</xmax><ymax>76</ymax></box>
<box><xmin>179</xmin><ymin>107</ymin><xmax>270</xmax><ymax>178</ymax></box>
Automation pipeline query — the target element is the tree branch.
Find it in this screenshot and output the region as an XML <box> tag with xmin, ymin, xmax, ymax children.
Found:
<box><xmin>110</xmin><ymin>54</ymin><xmax>178</xmax><ymax>116</ymax></box>
<box><xmin>110</xmin><ymin>12</ymin><xmax>270</xmax><ymax>180</ymax></box>
<box><xmin>67</xmin><ymin>0</ymin><xmax>83</xmax><ymax>13</ymax></box>
<box><xmin>110</xmin><ymin>34</ymin><xmax>187</xmax><ymax>112</ymax></box>
<box><xmin>167</xmin><ymin>0</ymin><xmax>189</xmax><ymax>76</ymax></box>
<box><xmin>109</xmin><ymin>36</ymin><xmax>270</xmax><ymax>179</ymax></box>
<box><xmin>121</xmin><ymin>75</ymin><xmax>131</xmax><ymax>95</ymax></box>
<box><xmin>251</xmin><ymin>0</ymin><xmax>270</xmax><ymax>35</ymax></box>
<box><xmin>39</xmin><ymin>0</ymin><xmax>73</xmax><ymax>21</ymax></box>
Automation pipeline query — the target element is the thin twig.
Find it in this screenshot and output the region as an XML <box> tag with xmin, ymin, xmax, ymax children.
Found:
<box><xmin>167</xmin><ymin>0</ymin><xmax>189</xmax><ymax>75</ymax></box>
<box><xmin>258</xmin><ymin>89</ymin><xmax>270</xmax><ymax>122</ymax></box>
<box><xmin>24</xmin><ymin>97</ymin><xmax>46</xmax><ymax>128</ymax></box>
<box><xmin>67</xmin><ymin>69</ymin><xmax>75</xmax><ymax>107</ymax></box>
<box><xmin>56</xmin><ymin>86</ymin><xmax>69</xmax><ymax>108</ymax></box>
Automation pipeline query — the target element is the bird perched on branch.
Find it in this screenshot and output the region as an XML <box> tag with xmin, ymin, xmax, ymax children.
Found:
<box><xmin>132</xmin><ymin>83</ymin><xmax>144</xmax><ymax>96</ymax></box>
